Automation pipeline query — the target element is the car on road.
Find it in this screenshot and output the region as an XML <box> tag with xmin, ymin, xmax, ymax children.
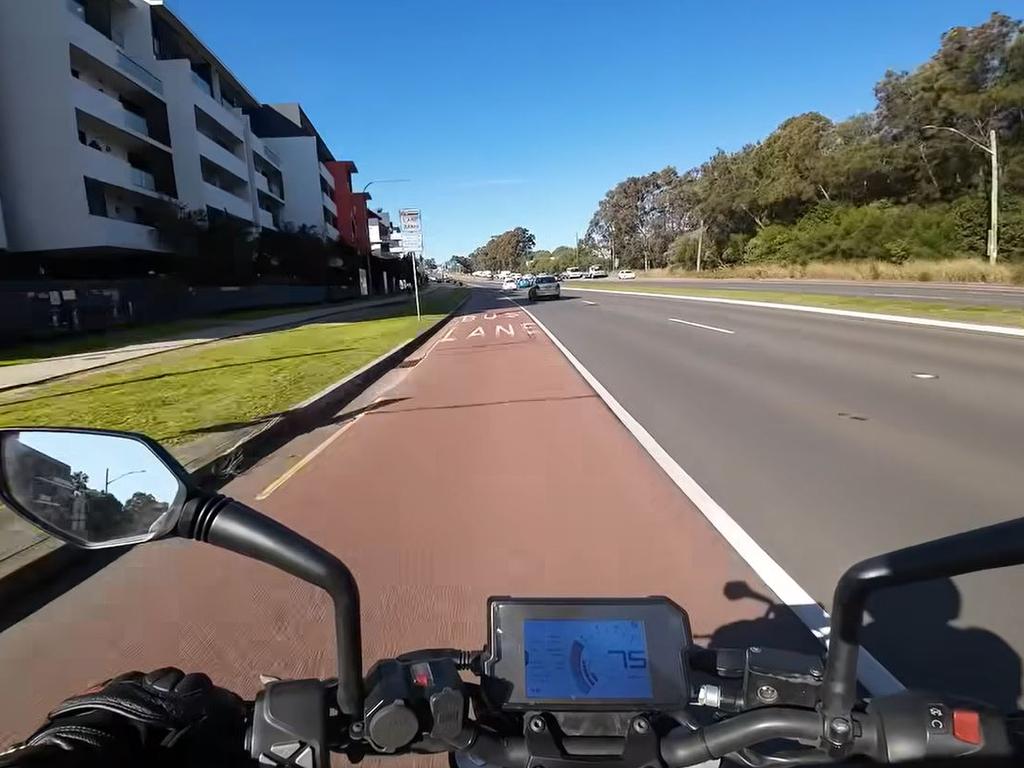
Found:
<box><xmin>617</xmin><ymin>269</ymin><xmax>636</xmax><ymax>280</ymax></box>
<box><xmin>562</xmin><ymin>268</ymin><xmax>585</xmax><ymax>279</ymax></box>
<box><xmin>528</xmin><ymin>275</ymin><xmax>560</xmax><ymax>301</ymax></box>
<box><xmin>588</xmin><ymin>265</ymin><xmax>608</xmax><ymax>278</ymax></box>
<box><xmin>516</xmin><ymin>277</ymin><xmax>534</xmax><ymax>290</ymax></box>
<box><xmin>501</xmin><ymin>279</ymin><xmax>518</xmax><ymax>291</ymax></box>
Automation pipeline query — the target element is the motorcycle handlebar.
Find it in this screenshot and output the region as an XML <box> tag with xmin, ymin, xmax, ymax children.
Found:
<box><xmin>458</xmin><ymin>709</ymin><xmax>831</xmax><ymax>768</ymax></box>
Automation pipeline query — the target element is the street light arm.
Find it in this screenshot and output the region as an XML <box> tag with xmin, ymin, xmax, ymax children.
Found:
<box><xmin>921</xmin><ymin>125</ymin><xmax>993</xmax><ymax>155</ymax></box>
<box><xmin>361</xmin><ymin>178</ymin><xmax>412</xmax><ymax>193</ymax></box>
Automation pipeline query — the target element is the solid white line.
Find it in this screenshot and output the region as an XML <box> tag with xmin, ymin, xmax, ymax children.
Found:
<box><xmin>669</xmin><ymin>317</ymin><xmax>735</xmax><ymax>335</ymax></box>
<box><xmin>514</xmin><ymin>298</ymin><xmax>904</xmax><ymax>695</ymax></box>
<box><xmin>255</xmin><ymin>416</ymin><xmax>362</xmax><ymax>500</ymax></box>
<box><xmin>565</xmin><ymin>287</ymin><xmax>1024</xmax><ymax>338</ymax></box>
<box><xmin>582</xmin><ymin>300</ymin><xmax>599</xmax><ymax>306</ymax></box>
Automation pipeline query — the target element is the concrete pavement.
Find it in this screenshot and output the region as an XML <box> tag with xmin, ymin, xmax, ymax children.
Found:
<box><xmin>531</xmin><ymin>286</ymin><xmax>1024</xmax><ymax>709</ymax></box>
<box><xmin>0</xmin><ymin>289</ymin><xmax>816</xmax><ymax>751</ymax></box>
<box><xmin>0</xmin><ymin>294</ymin><xmax>412</xmax><ymax>391</ymax></box>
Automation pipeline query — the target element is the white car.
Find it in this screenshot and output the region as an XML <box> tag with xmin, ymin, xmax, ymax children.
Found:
<box><xmin>588</xmin><ymin>266</ymin><xmax>608</xmax><ymax>278</ymax></box>
<box><xmin>617</xmin><ymin>270</ymin><xmax>636</xmax><ymax>280</ymax></box>
<box><xmin>562</xmin><ymin>268</ymin><xmax>584</xmax><ymax>279</ymax></box>
<box><xmin>501</xmin><ymin>279</ymin><xmax>518</xmax><ymax>291</ymax></box>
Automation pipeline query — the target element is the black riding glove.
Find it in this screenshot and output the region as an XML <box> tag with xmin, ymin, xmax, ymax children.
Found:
<box><xmin>1</xmin><ymin>668</ymin><xmax>249</xmax><ymax>768</ymax></box>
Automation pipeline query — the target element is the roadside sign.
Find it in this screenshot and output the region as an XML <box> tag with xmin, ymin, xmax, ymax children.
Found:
<box><xmin>399</xmin><ymin>209</ymin><xmax>421</xmax><ymax>234</ymax></box>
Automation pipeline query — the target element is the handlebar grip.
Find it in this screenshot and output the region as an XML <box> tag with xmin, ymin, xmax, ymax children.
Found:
<box><xmin>660</xmin><ymin>709</ymin><xmax>823</xmax><ymax>766</ymax></box>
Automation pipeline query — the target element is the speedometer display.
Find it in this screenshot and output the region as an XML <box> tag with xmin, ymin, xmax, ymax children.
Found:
<box><xmin>524</xmin><ymin>619</ymin><xmax>653</xmax><ymax>700</ymax></box>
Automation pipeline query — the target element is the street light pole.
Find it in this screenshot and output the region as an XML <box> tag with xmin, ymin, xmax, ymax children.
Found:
<box><xmin>360</xmin><ymin>179</ymin><xmax>412</xmax><ymax>295</ymax></box>
<box><xmin>923</xmin><ymin>125</ymin><xmax>999</xmax><ymax>264</ymax></box>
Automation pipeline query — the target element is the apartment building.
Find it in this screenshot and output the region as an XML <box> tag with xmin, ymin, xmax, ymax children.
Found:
<box><xmin>325</xmin><ymin>160</ymin><xmax>369</xmax><ymax>258</ymax></box>
<box><xmin>0</xmin><ymin>0</ymin><xmax>337</xmax><ymax>265</ymax></box>
<box><xmin>246</xmin><ymin>104</ymin><xmax>340</xmax><ymax>241</ymax></box>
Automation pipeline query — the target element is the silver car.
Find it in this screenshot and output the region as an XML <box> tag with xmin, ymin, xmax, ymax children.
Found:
<box><xmin>528</xmin><ymin>275</ymin><xmax>561</xmax><ymax>301</ymax></box>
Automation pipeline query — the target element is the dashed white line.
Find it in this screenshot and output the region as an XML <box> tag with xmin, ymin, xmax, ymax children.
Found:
<box><xmin>514</xmin><ymin>297</ymin><xmax>904</xmax><ymax>695</ymax></box>
<box><xmin>564</xmin><ymin>287</ymin><xmax>1024</xmax><ymax>338</ymax></box>
<box><xmin>582</xmin><ymin>300</ymin><xmax>599</xmax><ymax>306</ymax></box>
<box><xmin>669</xmin><ymin>318</ymin><xmax>735</xmax><ymax>335</ymax></box>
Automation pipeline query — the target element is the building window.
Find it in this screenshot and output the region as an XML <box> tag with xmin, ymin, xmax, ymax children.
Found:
<box><xmin>71</xmin><ymin>68</ymin><xmax>81</xmax><ymax>79</ymax></box>
<box><xmin>84</xmin><ymin>178</ymin><xmax>108</xmax><ymax>217</ymax></box>
<box><xmin>78</xmin><ymin>130</ymin><xmax>87</xmax><ymax>145</ymax></box>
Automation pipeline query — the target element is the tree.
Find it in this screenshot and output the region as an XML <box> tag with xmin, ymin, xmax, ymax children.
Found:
<box><xmin>470</xmin><ymin>227</ymin><xmax>537</xmax><ymax>271</ymax></box>
<box><xmin>586</xmin><ymin>168</ymin><xmax>684</xmax><ymax>270</ymax></box>
<box><xmin>70</xmin><ymin>471</ymin><xmax>90</xmax><ymax>493</ymax></box>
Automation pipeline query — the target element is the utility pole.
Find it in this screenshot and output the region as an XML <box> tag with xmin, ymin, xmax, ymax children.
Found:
<box><xmin>923</xmin><ymin>125</ymin><xmax>999</xmax><ymax>264</ymax></box>
<box><xmin>990</xmin><ymin>129</ymin><xmax>999</xmax><ymax>265</ymax></box>
<box><xmin>696</xmin><ymin>219</ymin><xmax>704</xmax><ymax>273</ymax></box>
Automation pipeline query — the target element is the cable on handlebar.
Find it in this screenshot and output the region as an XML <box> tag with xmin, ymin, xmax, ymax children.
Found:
<box><xmin>660</xmin><ymin>709</ymin><xmax>823</xmax><ymax>767</ymax></box>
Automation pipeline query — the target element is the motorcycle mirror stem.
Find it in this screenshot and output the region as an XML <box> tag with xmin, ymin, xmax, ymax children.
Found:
<box><xmin>821</xmin><ymin>516</ymin><xmax>1024</xmax><ymax>746</ymax></box>
<box><xmin>176</xmin><ymin>494</ymin><xmax>363</xmax><ymax>716</ymax></box>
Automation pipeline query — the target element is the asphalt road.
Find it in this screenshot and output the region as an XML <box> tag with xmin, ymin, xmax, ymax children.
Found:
<box><xmin>531</xmin><ymin>286</ymin><xmax>1024</xmax><ymax>710</ymax></box>
<box><xmin>595</xmin><ymin>278</ymin><xmax>1024</xmax><ymax>308</ymax></box>
<box><xmin>0</xmin><ymin>290</ymin><xmax>817</xmax><ymax>751</ymax></box>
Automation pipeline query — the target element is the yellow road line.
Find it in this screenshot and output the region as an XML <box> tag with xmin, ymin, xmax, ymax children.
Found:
<box><xmin>255</xmin><ymin>416</ymin><xmax>362</xmax><ymax>500</ymax></box>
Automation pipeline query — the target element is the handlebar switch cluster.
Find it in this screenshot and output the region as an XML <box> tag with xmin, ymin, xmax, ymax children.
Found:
<box><xmin>362</xmin><ymin>654</ymin><xmax>468</xmax><ymax>752</ymax></box>
<box><xmin>866</xmin><ymin>693</ymin><xmax>1013</xmax><ymax>762</ymax></box>
<box><xmin>248</xmin><ymin>679</ymin><xmax>330</xmax><ymax>768</ymax></box>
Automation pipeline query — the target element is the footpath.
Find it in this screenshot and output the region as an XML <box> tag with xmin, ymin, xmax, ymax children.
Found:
<box><xmin>0</xmin><ymin>293</ymin><xmax>412</xmax><ymax>391</ymax></box>
<box><xmin>0</xmin><ymin>288</ymin><xmax>817</xmax><ymax>753</ymax></box>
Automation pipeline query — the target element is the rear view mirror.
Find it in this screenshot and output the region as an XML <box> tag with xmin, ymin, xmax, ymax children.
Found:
<box><xmin>0</xmin><ymin>429</ymin><xmax>188</xmax><ymax>548</ymax></box>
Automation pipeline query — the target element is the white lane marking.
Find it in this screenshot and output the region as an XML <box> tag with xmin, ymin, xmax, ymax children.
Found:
<box><xmin>669</xmin><ymin>318</ymin><xmax>735</xmax><ymax>335</ymax></box>
<box><xmin>582</xmin><ymin>300</ymin><xmax>599</xmax><ymax>306</ymax></box>
<box><xmin>514</xmin><ymin>298</ymin><xmax>904</xmax><ymax>695</ymax></box>
<box><xmin>912</xmin><ymin>372</ymin><xmax>939</xmax><ymax>380</ymax></box>
<box><xmin>872</xmin><ymin>292</ymin><xmax>958</xmax><ymax>300</ymax></box>
<box><xmin>565</xmin><ymin>287</ymin><xmax>1024</xmax><ymax>338</ymax></box>
<box><xmin>255</xmin><ymin>416</ymin><xmax>362</xmax><ymax>500</ymax></box>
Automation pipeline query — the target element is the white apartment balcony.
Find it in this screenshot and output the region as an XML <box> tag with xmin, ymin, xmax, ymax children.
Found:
<box><xmin>71</xmin><ymin>78</ymin><xmax>170</xmax><ymax>151</ymax></box>
<box><xmin>258</xmin><ymin>209</ymin><xmax>275</xmax><ymax>230</ymax></box>
<box><xmin>79</xmin><ymin>144</ymin><xmax>167</xmax><ymax>199</ymax></box>
<box><xmin>190</xmin><ymin>75</ymin><xmax>245</xmax><ymax>140</ymax></box>
<box><xmin>66</xmin><ymin>3</ymin><xmax>164</xmax><ymax>98</ymax></box>
<box><xmin>322</xmin><ymin>192</ymin><xmax>337</xmax><ymax>215</ymax></box>
<box><xmin>324</xmin><ymin>223</ymin><xmax>340</xmax><ymax>241</ymax></box>
<box><xmin>203</xmin><ymin>182</ymin><xmax>253</xmax><ymax>221</ymax></box>
<box><xmin>85</xmin><ymin>216</ymin><xmax>168</xmax><ymax>252</ymax></box>
<box><xmin>197</xmin><ymin>132</ymin><xmax>248</xmax><ymax>180</ymax></box>
<box><xmin>319</xmin><ymin>162</ymin><xmax>334</xmax><ymax>187</ymax></box>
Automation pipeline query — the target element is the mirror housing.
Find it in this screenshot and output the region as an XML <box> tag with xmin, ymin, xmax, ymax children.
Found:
<box><xmin>0</xmin><ymin>428</ymin><xmax>190</xmax><ymax>548</ymax></box>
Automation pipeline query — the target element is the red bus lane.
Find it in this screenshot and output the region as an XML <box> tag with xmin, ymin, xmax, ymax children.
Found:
<box><xmin>0</xmin><ymin>291</ymin><xmax>815</xmax><ymax>754</ymax></box>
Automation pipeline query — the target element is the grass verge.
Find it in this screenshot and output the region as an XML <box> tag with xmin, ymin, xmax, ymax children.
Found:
<box><xmin>0</xmin><ymin>303</ymin><xmax>338</xmax><ymax>367</ymax></box>
<box><xmin>0</xmin><ymin>289</ymin><xmax>467</xmax><ymax>445</ymax></box>
<box><xmin>643</xmin><ymin>259</ymin><xmax>1024</xmax><ymax>284</ymax></box>
<box><xmin>566</xmin><ymin>283</ymin><xmax>1024</xmax><ymax>329</ymax></box>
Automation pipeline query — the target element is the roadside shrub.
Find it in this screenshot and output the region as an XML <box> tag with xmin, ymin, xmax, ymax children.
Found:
<box><xmin>744</xmin><ymin>201</ymin><xmax>960</xmax><ymax>264</ymax></box>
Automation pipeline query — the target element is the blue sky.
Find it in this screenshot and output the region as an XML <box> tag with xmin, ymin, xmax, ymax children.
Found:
<box><xmin>167</xmin><ymin>1</ymin><xmax>1022</xmax><ymax>259</ymax></box>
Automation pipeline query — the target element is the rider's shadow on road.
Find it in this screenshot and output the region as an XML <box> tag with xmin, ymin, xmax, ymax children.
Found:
<box><xmin>862</xmin><ymin>578</ymin><xmax>1022</xmax><ymax>712</ymax></box>
<box><xmin>706</xmin><ymin>578</ymin><xmax>1022</xmax><ymax>712</ymax></box>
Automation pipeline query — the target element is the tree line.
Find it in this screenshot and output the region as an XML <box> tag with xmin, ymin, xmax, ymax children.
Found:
<box><xmin>578</xmin><ymin>12</ymin><xmax>1024</xmax><ymax>271</ymax></box>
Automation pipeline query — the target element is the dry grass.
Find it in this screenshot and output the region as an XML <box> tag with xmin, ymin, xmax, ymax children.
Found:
<box><xmin>645</xmin><ymin>259</ymin><xmax>1024</xmax><ymax>284</ymax></box>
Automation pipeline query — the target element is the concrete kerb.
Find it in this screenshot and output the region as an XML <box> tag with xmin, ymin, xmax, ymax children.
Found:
<box><xmin>0</xmin><ymin>290</ymin><xmax>470</xmax><ymax>616</ymax></box>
